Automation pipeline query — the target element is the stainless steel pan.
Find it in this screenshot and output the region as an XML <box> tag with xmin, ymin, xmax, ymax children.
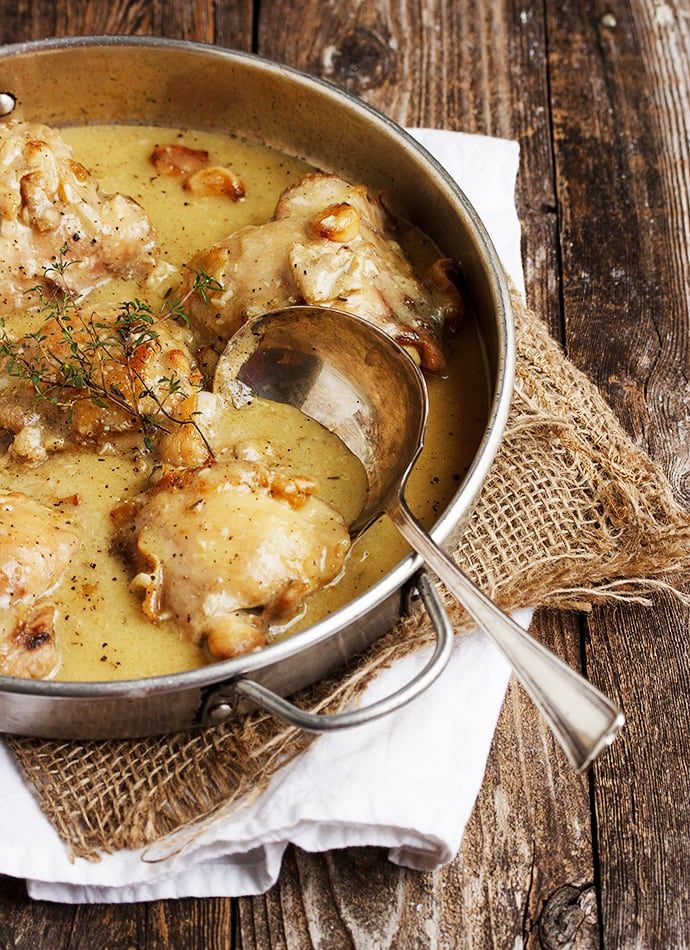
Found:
<box><xmin>0</xmin><ymin>36</ymin><xmax>514</xmax><ymax>739</ymax></box>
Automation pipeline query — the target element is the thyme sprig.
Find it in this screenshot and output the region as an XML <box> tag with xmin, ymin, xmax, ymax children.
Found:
<box><xmin>0</xmin><ymin>248</ymin><xmax>222</xmax><ymax>458</ymax></box>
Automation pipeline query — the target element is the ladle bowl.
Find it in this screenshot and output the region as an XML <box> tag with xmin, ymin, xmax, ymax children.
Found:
<box><xmin>216</xmin><ymin>306</ymin><xmax>625</xmax><ymax>772</ymax></box>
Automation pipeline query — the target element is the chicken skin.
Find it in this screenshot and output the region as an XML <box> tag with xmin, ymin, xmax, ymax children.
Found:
<box><xmin>0</xmin><ymin>120</ymin><xmax>159</xmax><ymax>312</ymax></box>
<box><xmin>112</xmin><ymin>457</ymin><xmax>351</xmax><ymax>659</ymax></box>
<box><xmin>0</xmin><ymin>491</ymin><xmax>81</xmax><ymax>678</ymax></box>
<box><xmin>0</xmin><ymin>304</ymin><xmax>207</xmax><ymax>463</ymax></box>
<box><xmin>180</xmin><ymin>173</ymin><xmax>463</xmax><ymax>371</ymax></box>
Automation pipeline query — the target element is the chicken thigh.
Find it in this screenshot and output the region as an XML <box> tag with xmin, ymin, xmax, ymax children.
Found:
<box><xmin>112</xmin><ymin>457</ymin><xmax>351</xmax><ymax>659</ymax></box>
<box><xmin>0</xmin><ymin>120</ymin><xmax>159</xmax><ymax>312</ymax></box>
<box><xmin>0</xmin><ymin>490</ymin><xmax>81</xmax><ymax>678</ymax></box>
<box><xmin>0</xmin><ymin>304</ymin><xmax>208</xmax><ymax>463</ymax></box>
<box><xmin>180</xmin><ymin>173</ymin><xmax>463</xmax><ymax>371</ymax></box>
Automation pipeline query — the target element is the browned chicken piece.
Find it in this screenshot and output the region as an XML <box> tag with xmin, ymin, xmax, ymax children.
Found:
<box><xmin>0</xmin><ymin>304</ymin><xmax>206</xmax><ymax>463</ymax></box>
<box><xmin>0</xmin><ymin>120</ymin><xmax>159</xmax><ymax>312</ymax></box>
<box><xmin>1</xmin><ymin>604</ymin><xmax>60</xmax><ymax>680</ymax></box>
<box><xmin>112</xmin><ymin>457</ymin><xmax>351</xmax><ymax>659</ymax></box>
<box><xmin>180</xmin><ymin>172</ymin><xmax>463</xmax><ymax>371</ymax></box>
<box><xmin>0</xmin><ymin>490</ymin><xmax>81</xmax><ymax>678</ymax></box>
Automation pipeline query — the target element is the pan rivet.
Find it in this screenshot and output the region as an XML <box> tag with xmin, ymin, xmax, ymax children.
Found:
<box><xmin>0</xmin><ymin>93</ymin><xmax>16</xmax><ymax>117</ymax></box>
<box><xmin>207</xmin><ymin>701</ymin><xmax>233</xmax><ymax>724</ymax></box>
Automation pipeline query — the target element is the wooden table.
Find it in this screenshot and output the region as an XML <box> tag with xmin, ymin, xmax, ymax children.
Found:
<box><xmin>1</xmin><ymin>2</ymin><xmax>688</xmax><ymax>947</ymax></box>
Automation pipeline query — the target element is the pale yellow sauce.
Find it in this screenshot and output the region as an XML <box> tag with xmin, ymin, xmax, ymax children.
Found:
<box><xmin>2</xmin><ymin>125</ymin><xmax>489</xmax><ymax>681</ymax></box>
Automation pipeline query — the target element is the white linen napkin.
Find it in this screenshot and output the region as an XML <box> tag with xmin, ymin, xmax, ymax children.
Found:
<box><xmin>0</xmin><ymin>128</ymin><xmax>528</xmax><ymax>903</ymax></box>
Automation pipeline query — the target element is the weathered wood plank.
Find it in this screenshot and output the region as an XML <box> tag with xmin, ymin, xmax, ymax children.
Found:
<box><xmin>238</xmin><ymin>2</ymin><xmax>598</xmax><ymax>946</ymax></box>
<box><xmin>547</xmin><ymin>0</ymin><xmax>690</xmax><ymax>489</ymax></box>
<box><xmin>68</xmin><ymin>902</ymin><xmax>148</xmax><ymax>949</ymax></box>
<box><xmin>0</xmin><ymin>0</ymin><xmax>253</xmax><ymax>50</ymax></box>
<box><xmin>545</xmin><ymin>0</ymin><xmax>690</xmax><ymax>946</ymax></box>
<box><xmin>0</xmin><ymin>1</ymin><xmax>56</xmax><ymax>45</ymax></box>
<box><xmin>586</xmin><ymin>594</ymin><xmax>690</xmax><ymax>949</ymax></box>
<box><xmin>452</xmin><ymin>614</ymin><xmax>599</xmax><ymax>950</ymax></box>
<box><xmin>145</xmin><ymin>897</ymin><xmax>235</xmax><ymax>949</ymax></box>
<box><xmin>0</xmin><ymin>876</ymin><xmax>75</xmax><ymax>950</ymax></box>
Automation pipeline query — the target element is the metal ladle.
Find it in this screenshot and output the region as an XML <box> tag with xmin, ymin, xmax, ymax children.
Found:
<box><xmin>215</xmin><ymin>306</ymin><xmax>624</xmax><ymax>771</ymax></box>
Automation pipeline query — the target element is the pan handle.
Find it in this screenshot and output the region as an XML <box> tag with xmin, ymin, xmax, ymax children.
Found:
<box><xmin>232</xmin><ymin>571</ymin><xmax>453</xmax><ymax>732</ymax></box>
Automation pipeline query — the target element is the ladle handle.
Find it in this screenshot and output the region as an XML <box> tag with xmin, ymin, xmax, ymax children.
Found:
<box><xmin>388</xmin><ymin>501</ymin><xmax>624</xmax><ymax>771</ymax></box>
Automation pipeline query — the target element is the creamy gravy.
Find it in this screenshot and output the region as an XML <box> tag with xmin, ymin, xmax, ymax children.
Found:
<box><xmin>2</xmin><ymin>125</ymin><xmax>489</xmax><ymax>681</ymax></box>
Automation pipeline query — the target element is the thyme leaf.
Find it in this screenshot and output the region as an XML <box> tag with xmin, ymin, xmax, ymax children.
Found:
<box><xmin>1</xmin><ymin>250</ymin><xmax>221</xmax><ymax>460</ymax></box>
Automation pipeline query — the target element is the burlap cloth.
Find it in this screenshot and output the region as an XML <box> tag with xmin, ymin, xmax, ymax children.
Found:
<box><xmin>8</xmin><ymin>292</ymin><xmax>690</xmax><ymax>861</ymax></box>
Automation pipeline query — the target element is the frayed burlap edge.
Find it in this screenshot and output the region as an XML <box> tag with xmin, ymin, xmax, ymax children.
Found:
<box><xmin>8</xmin><ymin>291</ymin><xmax>690</xmax><ymax>861</ymax></box>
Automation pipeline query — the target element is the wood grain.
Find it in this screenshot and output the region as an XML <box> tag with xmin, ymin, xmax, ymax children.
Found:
<box><xmin>247</xmin><ymin>2</ymin><xmax>598</xmax><ymax>946</ymax></box>
<box><xmin>0</xmin><ymin>0</ymin><xmax>253</xmax><ymax>50</ymax></box>
<box><xmin>0</xmin><ymin>0</ymin><xmax>689</xmax><ymax>947</ymax></box>
<box><xmin>0</xmin><ymin>876</ymin><xmax>75</xmax><ymax>949</ymax></box>
<box><xmin>0</xmin><ymin>2</ymin><xmax>56</xmax><ymax>45</ymax></box>
<box><xmin>586</xmin><ymin>594</ymin><xmax>690</xmax><ymax>949</ymax></box>
<box><xmin>545</xmin><ymin>0</ymin><xmax>690</xmax><ymax>946</ymax></box>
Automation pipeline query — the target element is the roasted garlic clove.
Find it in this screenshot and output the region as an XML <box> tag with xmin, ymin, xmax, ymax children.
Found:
<box><xmin>183</xmin><ymin>166</ymin><xmax>246</xmax><ymax>200</ymax></box>
<box><xmin>312</xmin><ymin>202</ymin><xmax>360</xmax><ymax>242</ymax></box>
<box><xmin>150</xmin><ymin>143</ymin><xmax>209</xmax><ymax>178</ymax></box>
